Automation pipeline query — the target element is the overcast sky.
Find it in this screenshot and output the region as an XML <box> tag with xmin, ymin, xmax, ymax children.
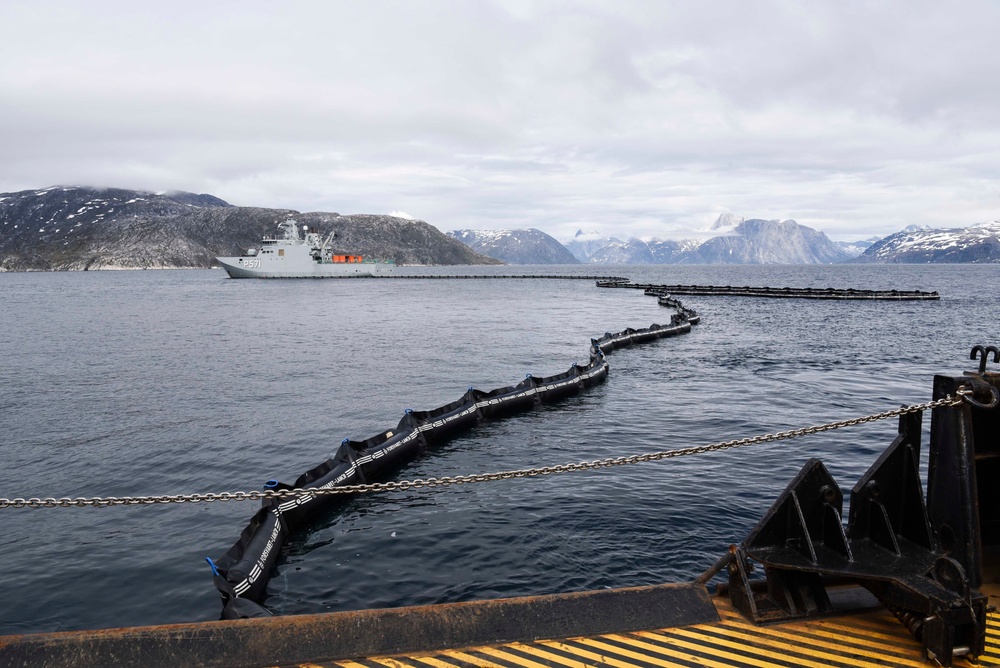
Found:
<box><xmin>2</xmin><ymin>1</ymin><xmax>998</xmax><ymax>241</ymax></box>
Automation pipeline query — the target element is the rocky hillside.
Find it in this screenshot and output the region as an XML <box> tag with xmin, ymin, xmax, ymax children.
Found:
<box><xmin>852</xmin><ymin>222</ymin><xmax>1000</xmax><ymax>263</ymax></box>
<box><xmin>0</xmin><ymin>186</ymin><xmax>499</xmax><ymax>270</ymax></box>
<box><xmin>447</xmin><ymin>228</ymin><xmax>578</xmax><ymax>264</ymax></box>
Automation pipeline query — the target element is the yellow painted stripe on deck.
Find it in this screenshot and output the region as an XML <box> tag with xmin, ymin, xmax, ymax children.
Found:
<box><xmin>654</xmin><ymin>626</ymin><xmax>849</xmax><ymax>668</ymax></box>
<box><xmin>438</xmin><ymin>650</ymin><xmax>509</xmax><ymax>668</ymax></box>
<box><xmin>716</xmin><ymin>608</ymin><xmax>913</xmax><ymax>644</ymax></box>
<box><xmin>475</xmin><ymin>645</ymin><xmax>555</xmax><ymax>668</ymax></box>
<box><xmin>323</xmin><ymin>606</ymin><xmax>1000</xmax><ymax>668</ymax></box>
<box><xmin>508</xmin><ymin>641</ymin><xmax>622</xmax><ymax>668</ymax></box>
<box><xmin>791</xmin><ymin>617</ymin><xmax>923</xmax><ymax>645</ymax></box>
<box><xmin>525</xmin><ymin>639</ymin><xmax>651</xmax><ymax>668</ymax></box>
<box><xmin>752</xmin><ymin>619</ymin><xmax>924</xmax><ymax>653</ymax></box>
<box><xmin>665</xmin><ymin>622</ymin><xmax>927</xmax><ymax>668</ymax></box>
<box><xmin>371</xmin><ymin>658</ymin><xmax>419</xmax><ymax>668</ymax></box>
<box><xmin>558</xmin><ymin>636</ymin><xmax>701</xmax><ymax>668</ymax></box>
<box><xmin>409</xmin><ymin>656</ymin><xmax>462</xmax><ymax>668</ymax></box>
<box><xmin>708</xmin><ymin>612</ymin><xmax>926</xmax><ymax>663</ymax></box>
<box><xmin>625</xmin><ymin>630</ymin><xmax>789</xmax><ymax>668</ymax></box>
<box><xmin>589</xmin><ymin>633</ymin><xmax>749</xmax><ymax>668</ymax></box>
<box><xmin>713</xmin><ymin>620</ymin><xmax>925</xmax><ymax>664</ymax></box>
<box><xmin>714</xmin><ymin>608</ymin><xmax>928</xmax><ymax>660</ymax></box>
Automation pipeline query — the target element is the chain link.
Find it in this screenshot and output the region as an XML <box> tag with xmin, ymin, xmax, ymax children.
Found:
<box><xmin>0</xmin><ymin>392</ymin><xmax>972</xmax><ymax>510</ymax></box>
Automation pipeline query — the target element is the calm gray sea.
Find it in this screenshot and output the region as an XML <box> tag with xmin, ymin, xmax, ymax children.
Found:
<box><xmin>1</xmin><ymin>264</ymin><xmax>996</xmax><ymax>634</ymax></box>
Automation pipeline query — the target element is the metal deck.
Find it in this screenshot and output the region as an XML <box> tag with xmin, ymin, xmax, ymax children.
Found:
<box><xmin>2</xmin><ymin>582</ymin><xmax>997</xmax><ymax>667</ymax></box>
<box><xmin>310</xmin><ymin>597</ymin><xmax>1000</xmax><ymax>668</ymax></box>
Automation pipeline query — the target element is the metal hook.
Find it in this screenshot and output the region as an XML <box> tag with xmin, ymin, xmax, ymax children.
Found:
<box><xmin>969</xmin><ymin>345</ymin><xmax>1000</xmax><ymax>375</ymax></box>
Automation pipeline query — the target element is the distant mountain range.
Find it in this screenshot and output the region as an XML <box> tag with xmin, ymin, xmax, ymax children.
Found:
<box><xmin>450</xmin><ymin>218</ymin><xmax>852</xmax><ymax>265</ymax></box>
<box><xmin>3</xmin><ymin>186</ymin><xmax>996</xmax><ymax>269</ymax></box>
<box><xmin>448</xmin><ymin>217</ymin><xmax>1000</xmax><ymax>265</ymax></box>
<box><xmin>0</xmin><ymin>186</ymin><xmax>499</xmax><ymax>270</ymax></box>
<box><xmin>446</xmin><ymin>229</ymin><xmax>578</xmax><ymax>264</ymax></box>
<box><xmin>851</xmin><ymin>222</ymin><xmax>1000</xmax><ymax>263</ymax></box>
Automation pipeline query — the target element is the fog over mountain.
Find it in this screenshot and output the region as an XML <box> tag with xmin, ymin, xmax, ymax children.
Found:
<box><xmin>562</xmin><ymin>231</ymin><xmax>624</xmax><ymax>262</ymax></box>
<box><xmin>709</xmin><ymin>213</ymin><xmax>746</xmax><ymax>232</ymax></box>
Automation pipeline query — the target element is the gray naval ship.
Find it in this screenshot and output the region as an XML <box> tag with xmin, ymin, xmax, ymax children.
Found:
<box><xmin>216</xmin><ymin>219</ymin><xmax>395</xmax><ymax>278</ymax></box>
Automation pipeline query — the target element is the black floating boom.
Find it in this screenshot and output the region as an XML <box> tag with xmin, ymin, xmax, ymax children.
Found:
<box><xmin>596</xmin><ymin>280</ymin><xmax>940</xmax><ymax>300</ymax></box>
<box><xmin>208</xmin><ymin>309</ymin><xmax>697</xmax><ymax>619</ymax></box>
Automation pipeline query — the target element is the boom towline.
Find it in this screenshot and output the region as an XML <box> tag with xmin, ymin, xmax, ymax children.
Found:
<box><xmin>0</xmin><ymin>390</ymin><xmax>972</xmax><ymax>511</ymax></box>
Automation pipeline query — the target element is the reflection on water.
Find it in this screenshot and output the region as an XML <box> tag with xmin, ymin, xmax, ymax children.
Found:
<box><xmin>0</xmin><ymin>264</ymin><xmax>993</xmax><ymax>633</ymax></box>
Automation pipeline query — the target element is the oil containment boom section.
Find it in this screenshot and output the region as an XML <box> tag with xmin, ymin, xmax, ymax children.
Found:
<box><xmin>209</xmin><ymin>310</ymin><xmax>697</xmax><ymax>619</ymax></box>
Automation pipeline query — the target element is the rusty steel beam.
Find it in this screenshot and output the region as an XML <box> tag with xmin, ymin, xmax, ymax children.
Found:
<box><xmin>0</xmin><ymin>582</ymin><xmax>717</xmax><ymax>668</ymax></box>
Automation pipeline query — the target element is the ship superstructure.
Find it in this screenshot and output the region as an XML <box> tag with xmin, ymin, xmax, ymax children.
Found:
<box><xmin>216</xmin><ymin>220</ymin><xmax>394</xmax><ymax>278</ymax></box>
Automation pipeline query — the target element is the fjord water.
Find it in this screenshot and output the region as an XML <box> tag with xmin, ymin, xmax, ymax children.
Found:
<box><xmin>1</xmin><ymin>265</ymin><xmax>995</xmax><ymax>634</ymax></box>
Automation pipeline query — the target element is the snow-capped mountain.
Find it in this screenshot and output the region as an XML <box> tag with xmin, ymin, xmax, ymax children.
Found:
<box><xmin>649</xmin><ymin>238</ymin><xmax>703</xmax><ymax>263</ymax></box>
<box><xmin>854</xmin><ymin>221</ymin><xmax>1000</xmax><ymax>263</ymax></box>
<box><xmin>447</xmin><ymin>228</ymin><xmax>579</xmax><ymax>264</ymax></box>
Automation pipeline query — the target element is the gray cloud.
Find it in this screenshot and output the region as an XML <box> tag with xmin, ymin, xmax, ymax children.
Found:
<box><xmin>1</xmin><ymin>0</ymin><xmax>997</xmax><ymax>241</ymax></box>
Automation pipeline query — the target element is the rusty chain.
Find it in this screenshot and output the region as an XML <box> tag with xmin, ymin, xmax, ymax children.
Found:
<box><xmin>0</xmin><ymin>390</ymin><xmax>977</xmax><ymax>510</ymax></box>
